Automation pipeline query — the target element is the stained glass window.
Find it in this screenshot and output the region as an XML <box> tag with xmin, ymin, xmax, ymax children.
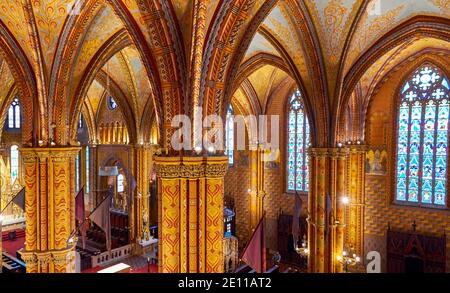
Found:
<box><xmin>395</xmin><ymin>65</ymin><xmax>449</xmax><ymax>207</ymax></box>
<box><xmin>108</xmin><ymin>97</ymin><xmax>118</xmax><ymax>110</ymax></box>
<box><xmin>7</xmin><ymin>98</ymin><xmax>21</xmax><ymax>129</ymax></box>
<box><xmin>225</xmin><ymin>105</ymin><xmax>234</xmax><ymax>165</ymax></box>
<box><xmin>287</xmin><ymin>90</ymin><xmax>310</xmax><ymax>192</ymax></box>
<box><xmin>10</xmin><ymin>145</ymin><xmax>19</xmax><ymax>184</ymax></box>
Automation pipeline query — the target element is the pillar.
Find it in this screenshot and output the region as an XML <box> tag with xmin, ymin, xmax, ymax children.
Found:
<box><xmin>155</xmin><ymin>156</ymin><xmax>227</xmax><ymax>273</ymax></box>
<box><xmin>135</xmin><ymin>144</ymin><xmax>153</xmax><ymax>241</ymax></box>
<box><xmin>307</xmin><ymin>148</ymin><xmax>327</xmax><ymax>273</ymax></box>
<box><xmin>249</xmin><ymin>144</ymin><xmax>265</xmax><ymax>230</ymax></box>
<box><xmin>329</xmin><ymin>148</ymin><xmax>348</xmax><ymax>273</ymax></box>
<box><xmin>345</xmin><ymin>145</ymin><xmax>365</xmax><ymax>257</ymax></box>
<box><xmin>20</xmin><ymin>147</ymin><xmax>80</xmax><ymax>273</ymax></box>
<box><xmin>308</xmin><ymin>148</ymin><xmax>348</xmax><ymax>273</ymax></box>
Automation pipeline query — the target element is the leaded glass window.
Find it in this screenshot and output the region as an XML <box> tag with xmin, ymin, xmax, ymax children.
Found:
<box><xmin>225</xmin><ymin>106</ymin><xmax>234</xmax><ymax>165</ymax></box>
<box><xmin>10</xmin><ymin>145</ymin><xmax>19</xmax><ymax>184</ymax></box>
<box><xmin>396</xmin><ymin>65</ymin><xmax>449</xmax><ymax>207</ymax></box>
<box><xmin>287</xmin><ymin>90</ymin><xmax>310</xmax><ymax>192</ymax></box>
<box><xmin>7</xmin><ymin>98</ymin><xmax>21</xmax><ymax>129</ymax></box>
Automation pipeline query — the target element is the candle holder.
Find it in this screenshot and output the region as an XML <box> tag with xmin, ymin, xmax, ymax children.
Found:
<box><xmin>295</xmin><ymin>235</ymin><xmax>309</xmax><ymax>257</ymax></box>
<box><xmin>337</xmin><ymin>246</ymin><xmax>360</xmax><ymax>273</ymax></box>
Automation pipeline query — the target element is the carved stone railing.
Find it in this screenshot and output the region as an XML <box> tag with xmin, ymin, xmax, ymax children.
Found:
<box><xmin>91</xmin><ymin>244</ymin><xmax>132</xmax><ymax>268</ymax></box>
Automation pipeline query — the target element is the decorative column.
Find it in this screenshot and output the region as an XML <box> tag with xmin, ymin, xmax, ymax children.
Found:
<box><xmin>307</xmin><ymin>148</ymin><xmax>328</xmax><ymax>273</ymax></box>
<box><xmin>345</xmin><ymin>145</ymin><xmax>365</xmax><ymax>257</ymax></box>
<box><xmin>135</xmin><ymin>144</ymin><xmax>153</xmax><ymax>242</ymax></box>
<box><xmin>155</xmin><ymin>156</ymin><xmax>227</xmax><ymax>273</ymax></box>
<box><xmin>329</xmin><ymin>148</ymin><xmax>348</xmax><ymax>273</ymax></box>
<box><xmin>308</xmin><ymin>148</ymin><xmax>349</xmax><ymax>273</ymax></box>
<box><xmin>249</xmin><ymin>143</ymin><xmax>265</xmax><ymax>230</ymax></box>
<box><xmin>20</xmin><ymin>147</ymin><xmax>80</xmax><ymax>273</ymax></box>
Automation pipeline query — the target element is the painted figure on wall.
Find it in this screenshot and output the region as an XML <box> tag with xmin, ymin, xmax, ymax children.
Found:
<box><xmin>365</xmin><ymin>149</ymin><xmax>388</xmax><ymax>175</ymax></box>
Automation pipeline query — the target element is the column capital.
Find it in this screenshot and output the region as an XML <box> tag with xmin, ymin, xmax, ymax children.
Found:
<box><xmin>329</xmin><ymin>148</ymin><xmax>350</xmax><ymax>159</ymax></box>
<box><xmin>308</xmin><ymin>148</ymin><xmax>349</xmax><ymax>158</ymax></box>
<box><xmin>154</xmin><ymin>156</ymin><xmax>228</xmax><ymax>178</ymax></box>
<box><xmin>346</xmin><ymin>144</ymin><xmax>367</xmax><ymax>154</ymax></box>
<box><xmin>19</xmin><ymin>146</ymin><xmax>81</xmax><ymax>161</ymax></box>
<box><xmin>52</xmin><ymin>248</ymin><xmax>73</xmax><ymax>267</ymax></box>
<box><xmin>307</xmin><ymin>148</ymin><xmax>330</xmax><ymax>157</ymax></box>
<box><xmin>20</xmin><ymin>251</ymin><xmax>38</xmax><ymax>264</ymax></box>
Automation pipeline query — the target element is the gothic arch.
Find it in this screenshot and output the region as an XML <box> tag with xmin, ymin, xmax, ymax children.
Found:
<box><xmin>233</xmin><ymin>52</ymin><xmax>289</xmax><ymax>97</ymax></box>
<box><xmin>200</xmin><ymin>0</ymin><xmax>277</xmax><ymax>118</ymax></box>
<box><xmin>0</xmin><ymin>84</ymin><xmax>19</xmax><ymax>140</ymax></box>
<box><xmin>94</xmin><ymin>70</ymin><xmax>137</xmax><ymax>144</ymax></box>
<box><xmin>336</xmin><ymin>16</ymin><xmax>450</xmax><ymax>145</ymax></box>
<box><xmin>387</xmin><ymin>58</ymin><xmax>450</xmax><ymax>207</ymax></box>
<box><xmin>109</xmin><ymin>0</ymin><xmax>184</xmax><ymax>147</ymax></box>
<box><xmin>68</xmin><ymin>28</ymin><xmax>131</xmax><ymax>145</ymax></box>
<box><xmin>0</xmin><ymin>20</ymin><xmax>37</xmax><ymax>145</ymax></box>
<box><xmin>51</xmin><ymin>0</ymin><xmax>105</xmax><ymax>145</ymax></box>
<box><xmin>54</xmin><ymin>0</ymin><xmax>184</xmax><ymax>147</ymax></box>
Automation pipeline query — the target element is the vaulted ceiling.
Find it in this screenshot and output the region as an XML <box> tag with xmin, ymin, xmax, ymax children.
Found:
<box><xmin>0</xmin><ymin>0</ymin><xmax>448</xmax><ymax>146</ymax></box>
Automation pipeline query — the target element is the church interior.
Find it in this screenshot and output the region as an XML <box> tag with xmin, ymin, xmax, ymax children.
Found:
<box><xmin>0</xmin><ymin>0</ymin><xmax>449</xmax><ymax>274</ymax></box>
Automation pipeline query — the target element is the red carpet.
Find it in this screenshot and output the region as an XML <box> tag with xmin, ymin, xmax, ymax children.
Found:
<box><xmin>2</xmin><ymin>236</ymin><xmax>25</xmax><ymax>256</ymax></box>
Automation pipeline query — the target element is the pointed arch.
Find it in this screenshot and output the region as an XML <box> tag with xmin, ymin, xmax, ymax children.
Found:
<box><xmin>200</xmin><ymin>0</ymin><xmax>277</xmax><ymax>119</ymax></box>
<box><xmin>94</xmin><ymin>70</ymin><xmax>137</xmax><ymax>144</ymax></box>
<box><xmin>393</xmin><ymin>62</ymin><xmax>449</xmax><ymax>207</ymax></box>
<box><xmin>51</xmin><ymin>0</ymin><xmax>104</xmax><ymax>145</ymax></box>
<box><xmin>0</xmin><ymin>19</ymin><xmax>37</xmax><ymax>145</ymax></box>
<box><xmin>108</xmin><ymin>0</ymin><xmax>184</xmax><ymax>146</ymax></box>
<box><xmin>67</xmin><ymin>28</ymin><xmax>132</xmax><ymax>145</ymax></box>
<box><xmin>286</xmin><ymin>89</ymin><xmax>311</xmax><ymax>193</ymax></box>
<box><xmin>337</xmin><ymin>16</ymin><xmax>450</xmax><ymax>145</ymax></box>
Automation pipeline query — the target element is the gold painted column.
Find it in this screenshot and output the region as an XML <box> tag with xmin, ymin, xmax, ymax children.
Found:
<box><xmin>155</xmin><ymin>156</ymin><xmax>227</xmax><ymax>273</ymax></box>
<box><xmin>249</xmin><ymin>144</ymin><xmax>265</xmax><ymax>230</ymax></box>
<box><xmin>20</xmin><ymin>147</ymin><xmax>80</xmax><ymax>273</ymax></box>
<box><xmin>345</xmin><ymin>145</ymin><xmax>365</xmax><ymax>257</ymax></box>
<box><xmin>329</xmin><ymin>148</ymin><xmax>348</xmax><ymax>273</ymax></box>
<box><xmin>308</xmin><ymin>148</ymin><xmax>349</xmax><ymax>273</ymax></box>
<box><xmin>307</xmin><ymin>148</ymin><xmax>328</xmax><ymax>273</ymax></box>
<box><xmin>135</xmin><ymin>144</ymin><xmax>153</xmax><ymax>241</ymax></box>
